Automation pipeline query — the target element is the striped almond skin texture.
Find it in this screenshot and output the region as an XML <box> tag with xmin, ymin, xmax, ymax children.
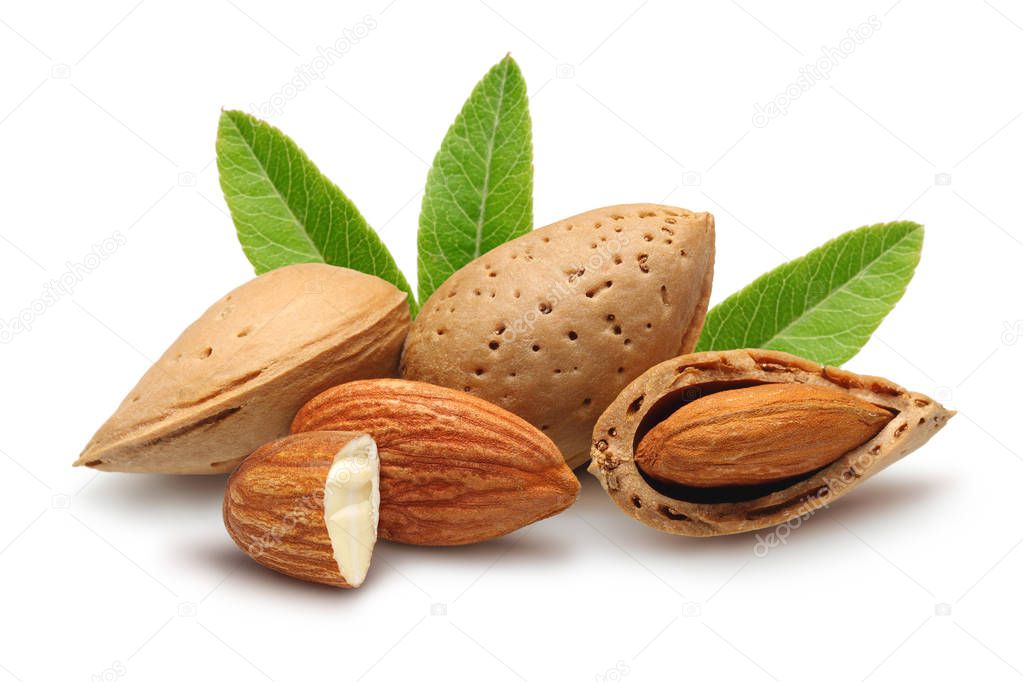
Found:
<box><xmin>291</xmin><ymin>379</ymin><xmax>581</xmax><ymax>545</ymax></box>
<box><xmin>401</xmin><ymin>204</ymin><xmax>714</xmax><ymax>470</ymax></box>
<box><xmin>76</xmin><ymin>263</ymin><xmax>410</xmax><ymax>474</ymax></box>
<box><xmin>223</xmin><ymin>431</ymin><xmax>374</xmax><ymax>588</ymax></box>
<box><xmin>635</xmin><ymin>383</ymin><xmax>895</xmax><ymax>487</ymax></box>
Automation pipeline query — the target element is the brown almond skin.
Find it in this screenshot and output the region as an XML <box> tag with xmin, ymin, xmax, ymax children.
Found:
<box><xmin>76</xmin><ymin>264</ymin><xmax>409</xmax><ymax>474</ymax></box>
<box><xmin>223</xmin><ymin>431</ymin><xmax>369</xmax><ymax>588</ymax></box>
<box><xmin>589</xmin><ymin>349</ymin><xmax>955</xmax><ymax>537</ymax></box>
<box><xmin>635</xmin><ymin>383</ymin><xmax>894</xmax><ymax>487</ymax></box>
<box><xmin>292</xmin><ymin>378</ymin><xmax>580</xmax><ymax>545</ymax></box>
<box><xmin>402</xmin><ymin>204</ymin><xmax>714</xmax><ymax>469</ymax></box>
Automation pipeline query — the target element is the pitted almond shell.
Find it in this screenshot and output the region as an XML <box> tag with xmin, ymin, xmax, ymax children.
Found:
<box><xmin>402</xmin><ymin>204</ymin><xmax>714</xmax><ymax>469</ymax></box>
<box><xmin>76</xmin><ymin>263</ymin><xmax>410</xmax><ymax>474</ymax></box>
<box><xmin>588</xmin><ymin>349</ymin><xmax>954</xmax><ymax>536</ymax></box>
<box><xmin>291</xmin><ymin>378</ymin><xmax>581</xmax><ymax>545</ymax></box>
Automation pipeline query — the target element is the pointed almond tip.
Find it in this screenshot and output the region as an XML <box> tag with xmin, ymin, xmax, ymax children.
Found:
<box><xmin>73</xmin><ymin>455</ymin><xmax>103</xmax><ymax>469</ymax></box>
<box><xmin>72</xmin><ymin>446</ymin><xmax>93</xmax><ymax>468</ymax></box>
<box><xmin>74</xmin><ymin>437</ymin><xmax>106</xmax><ymax>462</ymax></box>
<box><xmin>74</xmin><ymin>441</ymin><xmax>114</xmax><ymax>470</ymax></box>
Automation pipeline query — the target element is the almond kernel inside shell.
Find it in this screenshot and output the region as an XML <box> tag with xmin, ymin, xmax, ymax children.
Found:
<box><xmin>634</xmin><ymin>383</ymin><xmax>894</xmax><ymax>489</ymax></box>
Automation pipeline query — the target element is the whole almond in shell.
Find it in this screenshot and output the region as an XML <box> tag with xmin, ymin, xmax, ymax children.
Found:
<box><xmin>291</xmin><ymin>378</ymin><xmax>580</xmax><ymax>545</ymax></box>
<box><xmin>589</xmin><ymin>349</ymin><xmax>954</xmax><ymax>536</ymax></box>
<box><xmin>402</xmin><ymin>204</ymin><xmax>714</xmax><ymax>469</ymax></box>
<box><xmin>76</xmin><ymin>263</ymin><xmax>410</xmax><ymax>474</ymax></box>
<box><xmin>224</xmin><ymin>431</ymin><xmax>380</xmax><ymax>588</ymax></box>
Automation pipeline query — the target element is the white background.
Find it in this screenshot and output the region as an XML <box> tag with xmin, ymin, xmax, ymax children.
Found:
<box><xmin>1</xmin><ymin>1</ymin><xmax>1021</xmax><ymax>680</ymax></box>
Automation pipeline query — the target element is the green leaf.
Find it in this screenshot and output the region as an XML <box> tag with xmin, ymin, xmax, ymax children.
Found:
<box><xmin>216</xmin><ymin>110</ymin><xmax>416</xmax><ymax>313</ymax></box>
<box><xmin>695</xmin><ymin>221</ymin><xmax>924</xmax><ymax>366</ymax></box>
<box><xmin>417</xmin><ymin>55</ymin><xmax>533</xmax><ymax>303</ymax></box>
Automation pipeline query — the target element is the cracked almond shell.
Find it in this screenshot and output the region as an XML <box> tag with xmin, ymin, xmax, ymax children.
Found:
<box><xmin>402</xmin><ymin>204</ymin><xmax>714</xmax><ymax>469</ymax></box>
<box><xmin>76</xmin><ymin>263</ymin><xmax>410</xmax><ymax>474</ymax></box>
<box><xmin>588</xmin><ymin>349</ymin><xmax>954</xmax><ymax>536</ymax></box>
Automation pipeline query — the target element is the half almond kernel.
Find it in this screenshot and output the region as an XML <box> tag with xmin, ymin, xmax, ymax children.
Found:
<box><xmin>224</xmin><ymin>431</ymin><xmax>380</xmax><ymax>588</ymax></box>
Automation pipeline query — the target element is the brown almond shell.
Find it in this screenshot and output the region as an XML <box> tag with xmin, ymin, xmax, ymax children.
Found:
<box><xmin>402</xmin><ymin>204</ymin><xmax>714</xmax><ymax>469</ymax></box>
<box><xmin>588</xmin><ymin>349</ymin><xmax>954</xmax><ymax>536</ymax></box>
<box><xmin>292</xmin><ymin>378</ymin><xmax>581</xmax><ymax>546</ymax></box>
<box><xmin>77</xmin><ymin>263</ymin><xmax>409</xmax><ymax>474</ymax></box>
<box><xmin>223</xmin><ymin>431</ymin><xmax>369</xmax><ymax>588</ymax></box>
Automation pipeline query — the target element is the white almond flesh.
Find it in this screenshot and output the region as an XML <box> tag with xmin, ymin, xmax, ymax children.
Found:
<box><xmin>323</xmin><ymin>435</ymin><xmax>380</xmax><ymax>587</ymax></box>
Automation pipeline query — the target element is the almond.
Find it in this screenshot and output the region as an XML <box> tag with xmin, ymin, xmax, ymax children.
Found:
<box><xmin>635</xmin><ymin>383</ymin><xmax>894</xmax><ymax>487</ymax></box>
<box><xmin>291</xmin><ymin>378</ymin><xmax>580</xmax><ymax>545</ymax></box>
<box><xmin>589</xmin><ymin>349</ymin><xmax>954</xmax><ymax>536</ymax></box>
<box><xmin>402</xmin><ymin>204</ymin><xmax>714</xmax><ymax>469</ymax></box>
<box><xmin>223</xmin><ymin>431</ymin><xmax>380</xmax><ymax>588</ymax></box>
<box><xmin>76</xmin><ymin>263</ymin><xmax>409</xmax><ymax>474</ymax></box>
